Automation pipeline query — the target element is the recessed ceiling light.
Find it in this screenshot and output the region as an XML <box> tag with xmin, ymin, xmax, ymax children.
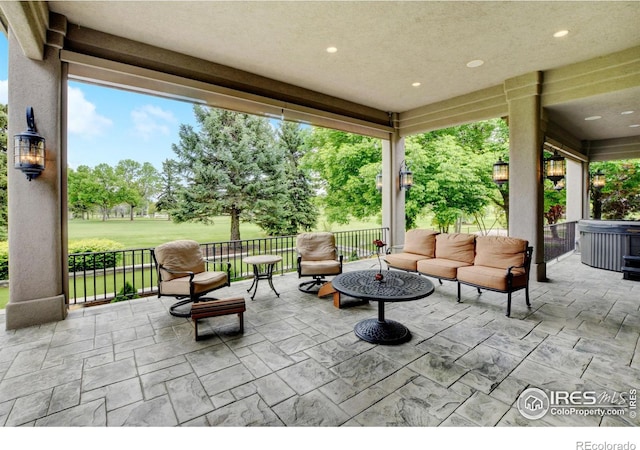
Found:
<box><xmin>326</xmin><ymin>46</ymin><xmax>338</xmax><ymax>54</ymax></box>
<box><xmin>584</xmin><ymin>116</ymin><xmax>602</xmax><ymax>121</ymax></box>
<box><xmin>466</xmin><ymin>59</ymin><xmax>484</xmax><ymax>68</ymax></box>
<box><xmin>554</xmin><ymin>30</ymin><xmax>569</xmax><ymax>38</ymax></box>
<box><xmin>630</xmin><ymin>124</ymin><xmax>640</xmax><ymax>128</ymax></box>
<box><xmin>412</xmin><ymin>82</ymin><xmax>421</xmax><ymax>87</ymax></box>
<box><xmin>621</xmin><ymin>110</ymin><xmax>635</xmax><ymax>115</ymax></box>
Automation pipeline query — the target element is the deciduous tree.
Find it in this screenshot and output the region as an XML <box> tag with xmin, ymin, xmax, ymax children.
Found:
<box><xmin>406</xmin><ymin>135</ymin><xmax>493</xmax><ymax>231</ymax></box>
<box><xmin>591</xmin><ymin>160</ymin><xmax>640</xmax><ymax>220</ymax></box>
<box><xmin>304</xmin><ymin>128</ymin><xmax>382</xmax><ymax>224</ymax></box>
<box><xmin>116</xmin><ymin>159</ymin><xmax>143</xmax><ymax>220</ymax></box>
<box><xmin>68</xmin><ymin>165</ymin><xmax>101</xmax><ymax>219</ymax></box>
<box><xmin>92</xmin><ymin>163</ymin><xmax>122</xmax><ymax>221</ymax></box>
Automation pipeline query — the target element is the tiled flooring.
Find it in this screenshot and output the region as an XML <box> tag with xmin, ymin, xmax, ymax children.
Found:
<box><xmin>0</xmin><ymin>253</ymin><xmax>639</xmax><ymax>427</ymax></box>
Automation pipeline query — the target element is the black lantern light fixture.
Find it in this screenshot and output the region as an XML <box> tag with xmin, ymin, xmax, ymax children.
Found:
<box><xmin>592</xmin><ymin>169</ymin><xmax>605</xmax><ymax>190</ymax></box>
<box><xmin>492</xmin><ymin>157</ymin><xmax>509</xmax><ymax>187</ymax></box>
<box><xmin>545</xmin><ymin>150</ymin><xmax>565</xmax><ymax>190</ymax></box>
<box><xmin>399</xmin><ymin>160</ymin><xmax>413</xmax><ymax>190</ymax></box>
<box><xmin>375</xmin><ymin>171</ymin><xmax>383</xmax><ymax>192</ymax></box>
<box><xmin>14</xmin><ymin>107</ymin><xmax>45</xmax><ymax>181</ymax></box>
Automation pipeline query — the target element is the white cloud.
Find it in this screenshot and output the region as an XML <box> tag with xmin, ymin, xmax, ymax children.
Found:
<box><xmin>0</xmin><ymin>80</ymin><xmax>7</xmax><ymax>104</ymax></box>
<box><xmin>67</xmin><ymin>86</ymin><xmax>113</xmax><ymax>137</ymax></box>
<box><xmin>131</xmin><ymin>104</ymin><xmax>177</xmax><ymax>140</ymax></box>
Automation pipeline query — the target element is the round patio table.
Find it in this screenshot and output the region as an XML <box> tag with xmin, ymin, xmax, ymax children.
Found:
<box><xmin>244</xmin><ymin>254</ymin><xmax>282</xmax><ymax>300</ymax></box>
<box><xmin>331</xmin><ymin>270</ymin><xmax>434</xmax><ymax>345</ymax></box>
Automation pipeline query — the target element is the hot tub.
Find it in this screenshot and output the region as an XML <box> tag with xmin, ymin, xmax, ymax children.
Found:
<box><xmin>579</xmin><ymin>220</ymin><xmax>640</xmax><ymax>272</ymax></box>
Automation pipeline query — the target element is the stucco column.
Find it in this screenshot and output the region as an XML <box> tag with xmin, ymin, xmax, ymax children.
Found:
<box><xmin>6</xmin><ymin>32</ymin><xmax>67</xmax><ymax>329</ymax></box>
<box><xmin>565</xmin><ymin>159</ymin><xmax>587</xmax><ymax>222</ymax></box>
<box><xmin>505</xmin><ymin>72</ymin><xmax>546</xmax><ymax>281</ymax></box>
<box><xmin>381</xmin><ymin>129</ymin><xmax>406</xmax><ymax>251</ymax></box>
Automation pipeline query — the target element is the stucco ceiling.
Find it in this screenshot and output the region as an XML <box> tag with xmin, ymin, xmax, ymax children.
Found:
<box><xmin>48</xmin><ymin>0</ymin><xmax>640</xmax><ymax>141</ymax></box>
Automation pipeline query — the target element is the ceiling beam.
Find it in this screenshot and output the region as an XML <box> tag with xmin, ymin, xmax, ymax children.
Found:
<box><xmin>63</xmin><ymin>23</ymin><xmax>392</xmax><ymax>133</ymax></box>
<box><xmin>397</xmin><ymin>85</ymin><xmax>508</xmax><ymax>137</ymax></box>
<box><xmin>587</xmin><ymin>136</ymin><xmax>640</xmax><ymax>162</ymax></box>
<box><xmin>0</xmin><ymin>1</ymin><xmax>48</xmax><ymax>60</ymax></box>
<box><xmin>542</xmin><ymin>45</ymin><xmax>640</xmax><ymax>107</ymax></box>
<box><xmin>63</xmin><ymin>50</ymin><xmax>394</xmax><ymax>139</ymax></box>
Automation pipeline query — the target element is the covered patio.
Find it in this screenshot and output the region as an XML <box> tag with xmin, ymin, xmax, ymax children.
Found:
<box><xmin>1</xmin><ymin>253</ymin><xmax>638</xmax><ymax>427</ymax></box>
<box><xmin>1</xmin><ymin>1</ymin><xmax>639</xmax><ymax>331</ymax></box>
<box><xmin>0</xmin><ymin>2</ymin><xmax>639</xmax><ymax>441</ymax></box>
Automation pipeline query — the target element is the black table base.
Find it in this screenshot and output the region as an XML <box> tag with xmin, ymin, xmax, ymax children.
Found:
<box><xmin>354</xmin><ymin>318</ymin><xmax>411</xmax><ymax>345</ymax></box>
<box><xmin>331</xmin><ymin>270</ymin><xmax>434</xmax><ymax>346</ymax></box>
<box><xmin>247</xmin><ymin>263</ymin><xmax>280</xmax><ymax>300</ymax></box>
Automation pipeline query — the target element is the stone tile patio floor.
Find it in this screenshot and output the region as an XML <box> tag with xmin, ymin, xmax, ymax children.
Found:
<box><xmin>0</xmin><ymin>252</ymin><xmax>639</xmax><ymax>427</ymax></box>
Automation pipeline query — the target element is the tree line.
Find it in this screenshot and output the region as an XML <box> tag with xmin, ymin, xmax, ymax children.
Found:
<box><xmin>68</xmin><ymin>160</ymin><xmax>161</xmax><ymax>221</ymax></box>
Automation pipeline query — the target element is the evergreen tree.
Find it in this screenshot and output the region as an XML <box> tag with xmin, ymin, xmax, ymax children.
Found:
<box><xmin>155</xmin><ymin>158</ymin><xmax>181</xmax><ymax>219</ymax></box>
<box><xmin>266</xmin><ymin>121</ymin><xmax>317</xmax><ymax>235</ymax></box>
<box><xmin>170</xmin><ymin>106</ymin><xmax>286</xmax><ymax>240</ymax></box>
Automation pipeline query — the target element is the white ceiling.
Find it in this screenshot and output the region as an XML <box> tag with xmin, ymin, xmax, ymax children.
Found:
<box><xmin>48</xmin><ymin>0</ymin><xmax>640</xmax><ymax>141</ymax></box>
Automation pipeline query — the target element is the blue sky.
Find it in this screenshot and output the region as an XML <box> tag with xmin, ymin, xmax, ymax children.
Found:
<box><xmin>0</xmin><ymin>34</ymin><xmax>199</xmax><ymax>171</ymax></box>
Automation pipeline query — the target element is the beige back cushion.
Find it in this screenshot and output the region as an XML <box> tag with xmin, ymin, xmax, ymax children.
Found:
<box><xmin>297</xmin><ymin>232</ymin><xmax>337</xmax><ymax>261</ymax></box>
<box><xmin>435</xmin><ymin>233</ymin><xmax>476</xmax><ymax>264</ymax></box>
<box><xmin>154</xmin><ymin>240</ymin><xmax>206</xmax><ymax>280</ymax></box>
<box><xmin>474</xmin><ymin>236</ymin><xmax>528</xmax><ymax>270</ymax></box>
<box><xmin>403</xmin><ymin>229</ymin><xmax>439</xmax><ymax>257</ymax></box>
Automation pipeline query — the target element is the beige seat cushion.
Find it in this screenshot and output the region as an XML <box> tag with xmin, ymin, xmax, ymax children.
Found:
<box><xmin>457</xmin><ymin>265</ymin><xmax>527</xmax><ymax>291</ymax></box>
<box><xmin>296</xmin><ymin>232</ymin><xmax>337</xmax><ymax>261</ymax></box>
<box><xmin>403</xmin><ymin>229</ymin><xmax>439</xmax><ymax>257</ymax></box>
<box><xmin>417</xmin><ymin>258</ymin><xmax>471</xmax><ymax>280</ymax></box>
<box><xmin>160</xmin><ymin>271</ymin><xmax>229</xmax><ymax>296</ymax></box>
<box><xmin>299</xmin><ymin>260</ymin><xmax>342</xmax><ymax>276</ymax></box>
<box><xmin>473</xmin><ymin>236</ymin><xmax>527</xmax><ymax>270</ymax></box>
<box><xmin>384</xmin><ymin>252</ymin><xmax>429</xmax><ymax>272</ymax></box>
<box><xmin>154</xmin><ymin>239</ymin><xmax>205</xmax><ymax>280</ymax></box>
<box><xmin>434</xmin><ymin>233</ymin><xmax>476</xmax><ymax>264</ymax></box>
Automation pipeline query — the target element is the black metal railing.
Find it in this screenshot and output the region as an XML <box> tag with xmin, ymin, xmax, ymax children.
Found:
<box><xmin>544</xmin><ymin>220</ymin><xmax>577</xmax><ymax>262</ymax></box>
<box><xmin>67</xmin><ymin>227</ymin><xmax>389</xmax><ymax>305</ymax></box>
<box><xmin>68</xmin><ymin>248</ymin><xmax>157</xmax><ymax>305</ymax></box>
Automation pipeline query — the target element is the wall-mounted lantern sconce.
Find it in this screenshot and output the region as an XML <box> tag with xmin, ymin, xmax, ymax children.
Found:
<box><xmin>14</xmin><ymin>107</ymin><xmax>45</xmax><ymax>181</ymax></box>
<box><xmin>492</xmin><ymin>157</ymin><xmax>509</xmax><ymax>187</ymax></box>
<box><xmin>591</xmin><ymin>169</ymin><xmax>605</xmax><ymax>190</ymax></box>
<box><xmin>545</xmin><ymin>151</ymin><xmax>565</xmax><ymax>190</ymax></box>
<box><xmin>375</xmin><ymin>172</ymin><xmax>383</xmax><ymax>192</ymax></box>
<box><xmin>399</xmin><ymin>160</ymin><xmax>413</xmax><ymax>190</ymax></box>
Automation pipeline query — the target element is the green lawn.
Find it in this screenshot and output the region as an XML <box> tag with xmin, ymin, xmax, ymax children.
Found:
<box><xmin>67</xmin><ymin>217</ymin><xmax>268</xmax><ymax>249</ymax></box>
<box><xmin>66</xmin><ymin>215</ymin><xmax>387</xmax><ymax>249</ymax></box>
